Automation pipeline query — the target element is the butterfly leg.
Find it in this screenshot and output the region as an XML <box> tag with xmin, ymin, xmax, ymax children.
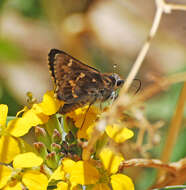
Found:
<box><xmin>80</xmin><ymin>103</ymin><xmax>93</xmax><ymax>129</ymax></box>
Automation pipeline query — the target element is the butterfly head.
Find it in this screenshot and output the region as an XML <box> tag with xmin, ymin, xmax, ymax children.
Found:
<box><xmin>100</xmin><ymin>73</ymin><xmax>124</xmax><ymax>102</ymax></box>
<box><xmin>100</xmin><ymin>73</ymin><xmax>124</xmax><ymax>101</ymax></box>
<box><xmin>109</xmin><ymin>73</ymin><xmax>124</xmax><ymax>90</ymax></box>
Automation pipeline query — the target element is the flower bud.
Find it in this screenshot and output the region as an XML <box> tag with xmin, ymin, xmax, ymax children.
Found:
<box><xmin>46</xmin><ymin>152</ymin><xmax>58</xmax><ymax>169</ymax></box>
<box><xmin>35</xmin><ymin>127</ymin><xmax>51</xmax><ymax>150</ymax></box>
<box><xmin>33</xmin><ymin>142</ymin><xmax>48</xmax><ymax>159</ymax></box>
<box><xmin>52</xmin><ymin>129</ymin><xmax>62</xmax><ymax>144</ymax></box>
<box><xmin>51</xmin><ymin>143</ymin><xmax>61</xmax><ymax>153</ymax></box>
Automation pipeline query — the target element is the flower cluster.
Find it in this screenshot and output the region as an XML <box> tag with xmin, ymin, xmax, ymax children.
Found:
<box><xmin>0</xmin><ymin>91</ymin><xmax>134</xmax><ymax>190</ymax></box>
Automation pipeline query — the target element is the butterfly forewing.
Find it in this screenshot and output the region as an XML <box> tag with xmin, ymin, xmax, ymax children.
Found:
<box><xmin>48</xmin><ymin>49</ymin><xmax>107</xmax><ymax>111</ymax></box>
<box><xmin>48</xmin><ymin>49</ymin><xmax>62</xmax><ymax>84</ymax></box>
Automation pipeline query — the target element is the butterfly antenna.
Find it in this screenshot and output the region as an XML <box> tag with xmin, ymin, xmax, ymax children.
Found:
<box><xmin>80</xmin><ymin>103</ymin><xmax>92</xmax><ymax>129</ymax></box>
<box><xmin>113</xmin><ymin>64</ymin><xmax>117</xmax><ymax>73</ymax></box>
<box><xmin>134</xmin><ymin>79</ymin><xmax>141</xmax><ymax>94</ymax></box>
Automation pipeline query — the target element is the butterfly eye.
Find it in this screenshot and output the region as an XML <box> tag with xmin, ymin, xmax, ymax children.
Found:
<box><xmin>116</xmin><ymin>80</ymin><xmax>124</xmax><ymax>87</ymax></box>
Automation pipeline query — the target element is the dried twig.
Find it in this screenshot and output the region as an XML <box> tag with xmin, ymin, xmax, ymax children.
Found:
<box><xmin>84</xmin><ymin>0</ymin><xmax>186</xmax><ymax>170</ymax></box>
<box><xmin>119</xmin><ymin>158</ymin><xmax>186</xmax><ymax>188</ymax></box>
<box><xmin>119</xmin><ymin>158</ymin><xmax>176</xmax><ymax>173</ymax></box>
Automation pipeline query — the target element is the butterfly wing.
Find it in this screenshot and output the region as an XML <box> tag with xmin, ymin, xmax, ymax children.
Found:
<box><xmin>48</xmin><ymin>49</ymin><xmax>104</xmax><ymax>105</ymax></box>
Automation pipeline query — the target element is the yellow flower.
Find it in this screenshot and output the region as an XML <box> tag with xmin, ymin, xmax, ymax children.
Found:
<box><xmin>7</xmin><ymin>91</ymin><xmax>63</xmax><ymax>137</ymax></box>
<box><xmin>99</xmin><ymin>148</ymin><xmax>124</xmax><ymax>174</ymax></box>
<box><xmin>0</xmin><ymin>105</ymin><xmax>20</xmax><ymax>164</ymax></box>
<box><xmin>69</xmin><ymin>160</ymin><xmax>100</xmax><ymax>185</ymax></box>
<box><xmin>0</xmin><ymin>152</ymin><xmax>48</xmax><ymax>190</ymax></box>
<box><xmin>105</xmin><ymin>124</ymin><xmax>134</xmax><ymax>143</ymax></box>
<box><xmin>58</xmin><ymin>155</ymin><xmax>134</xmax><ymax>190</ymax></box>
<box><xmin>98</xmin><ymin>147</ymin><xmax>134</xmax><ymax>190</ymax></box>
<box><xmin>50</xmin><ymin>158</ymin><xmax>100</xmax><ymax>189</ymax></box>
<box><xmin>66</xmin><ymin>105</ymin><xmax>100</xmax><ymax>139</ymax></box>
<box><xmin>54</xmin><ymin>158</ymin><xmax>100</xmax><ymax>186</ymax></box>
<box><xmin>1</xmin><ymin>91</ymin><xmax>135</xmax><ymax>190</ymax></box>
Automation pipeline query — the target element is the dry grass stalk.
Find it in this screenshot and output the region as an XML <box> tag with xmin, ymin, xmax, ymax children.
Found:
<box><xmin>83</xmin><ymin>0</ymin><xmax>186</xmax><ymax>188</ymax></box>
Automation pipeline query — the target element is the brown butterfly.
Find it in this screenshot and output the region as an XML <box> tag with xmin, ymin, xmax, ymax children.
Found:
<box><xmin>48</xmin><ymin>49</ymin><xmax>124</xmax><ymax>114</ymax></box>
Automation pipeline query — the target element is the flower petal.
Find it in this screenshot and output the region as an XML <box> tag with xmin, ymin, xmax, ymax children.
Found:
<box><xmin>7</xmin><ymin>110</ymin><xmax>48</xmax><ymax>137</ymax></box>
<box><xmin>0</xmin><ymin>165</ymin><xmax>12</xmax><ymax>188</ymax></box>
<box><xmin>86</xmin><ymin>123</ymin><xmax>96</xmax><ymax>139</ymax></box>
<box><xmin>62</xmin><ymin>158</ymin><xmax>76</xmax><ymax>174</ymax></box>
<box><xmin>66</xmin><ymin>106</ymin><xmax>100</xmax><ymax>139</ymax></box>
<box><xmin>13</xmin><ymin>152</ymin><xmax>43</xmax><ymax>169</ymax></box>
<box><xmin>99</xmin><ymin>148</ymin><xmax>124</xmax><ymax>174</ymax></box>
<box><xmin>7</xmin><ymin>91</ymin><xmax>62</xmax><ymax>137</ymax></box>
<box><xmin>106</xmin><ymin>124</ymin><xmax>133</xmax><ymax>143</ymax></box>
<box><xmin>49</xmin><ymin>165</ymin><xmax>65</xmax><ymax>182</ymax></box>
<box><xmin>69</xmin><ymin>161</ymin><xmax>100</xmax><ymax>185</ymax></box>
<box><xmin>22</xmin><ymin>170</ymin><xmax>48</xmax><ymax>190</ymax></box>
<box><xmin>0</xmin><ymin>104</ymin><xmax>8</xmax><ymax>127</ymax></box>
<box><xmin>111</xmin><ymin>174</ymin><xmax>134</xmax><ymax>190</ymax></box>
<box><xmin>32</xmin><ymin>91</ymin><xmax>63</xmax><ymax>115</ymax></box>
<box><xmin>67</xmin><ymin>106</ymin><xmax>100</xmax><ymax>129</ymax></box>
<box><xmin>0</xmin><ymin>135</ymin><xmax>20</xmax><ymax>164</ymax></box>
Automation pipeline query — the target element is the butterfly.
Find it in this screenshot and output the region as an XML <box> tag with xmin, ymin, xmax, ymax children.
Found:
<box><xmin>48</xmin><ymin>49</ymin><xmax>124</xmax><ymax>114</ymax></box>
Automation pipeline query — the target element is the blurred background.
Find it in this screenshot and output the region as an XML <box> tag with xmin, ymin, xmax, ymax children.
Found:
<box><xmin>0</xmin><ymin>0</ymin><xmax>186</xmax><ymax>189</ymax></box>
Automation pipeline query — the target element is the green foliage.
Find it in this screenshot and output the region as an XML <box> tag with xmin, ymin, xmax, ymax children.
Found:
<box><xmin>0</xmin><ymin>0</ymin><xmax>6</xmax><ymax>10</ymax></box>
<box><xmin>0</xmin><ymin>81</ymin><xmax>21</xmax><ymax>115</ymax></box>
<box><xmin>136</xmin><ymin>168</ymin><xmax>156</xmax><ymax>190</ymax></box>
<box><xmin>171</xmin><ymin>127</ymin><xmax>186</xmax><ymax>161</ymax></box>
<box><xmin>10</xmin><ymin>0</ymin><xmax>43</xmax><ymax>19</ymax></box>
<box><xmin>146</xmin><ymin>83</ymin><xmax>183</xmax><ymax>121</ymax></box>
<box><xmin>0</xmin><ymin>39</ymin><xmax>26</xmax><ymax>63</ymax></box>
